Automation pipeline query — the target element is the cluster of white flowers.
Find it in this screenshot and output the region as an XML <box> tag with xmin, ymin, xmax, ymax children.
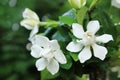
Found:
<box><xmin>31</xmin><ymin>35</ymin><xmax>67</xmax><ymax>75</ymax></box>
<box><xmin>20</xmin><ymin>8</ymin><xmax>67</xmax><ymax>75</ymax></box>
<box><xmin>20</xmin><ymin>8</ymin><xmax>113</xmax><ymax>75</ymax></box>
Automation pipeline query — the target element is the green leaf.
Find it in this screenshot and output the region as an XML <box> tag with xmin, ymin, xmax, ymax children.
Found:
<box><xmin>109</xmin><ymin>7</ymin><xmax>120</xmax><ymax>23</ymax></box>
<box><xmin>59</xmin><ymin>16</ymin><xmax>76</xmax><ymax>25</ymax></box>
<box><xmin>52</xmin><ymin>26</ymin><xmax>71</xmax><ymax>42</ymax></box>
<box><xmin>41</xmin><ymin>69</ymin><xmax>59</xmax><ymax>80</ymax></box>
<box><xmin>75</xmin><ymin>75</ymin><xmax>88</xmax><ymax>80</ymax></box>
<box><xmin>86</xmin><ymin>0</ymin><xmax>92</xmax><ymax>7</ymax></box>
<box><xmin>70</xmin><ymin>52</ymin><xmax>79</xmax><ymax>62</ymax></box>
<box><xmin>76</xmin><ymin>7</ymin><xmax>88</xmax><ymax>24</ymax></box>
<box><xmin>96</xmin><ymin>0</ymin><xmax>111</xmax><ymax>12</ymax></box>
<box><xmin>52</xmin><ymin>31</ymin><xmax>67</xmax><ymax>42</ymax></box>
<box><xmin>6</xmin><ymin>74</ymin><xmax>18</xmax><ymax>80</ymax></box>
<box><xmin>60</xmin><ymin>54</ymin><xmax>72</xmax><ymax>70</ymax></box>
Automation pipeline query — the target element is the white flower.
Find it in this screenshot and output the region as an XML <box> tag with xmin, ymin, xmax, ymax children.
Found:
<box><xmin>112</xmin><ymin>0</ymin><xmax>120</xmax><ymax>8</ymax></box>
<box><xmin>66</xmin><ymin>20</ymin><xmax>113</xmax><ymax>63</ymax></box>
<box><xmin>31</xmin><ymin>35</ymin><xmax>67</xmax><ymax>75</ymax></box>
<box><xmin>20</xmin><ymin>8</ymin><xmax>40</xmax><ymax>40</ymax></box>
<box><xmin>68</xmin><ymin>0</ymin><xmax>86</xmax><ymax>9</ymax></box>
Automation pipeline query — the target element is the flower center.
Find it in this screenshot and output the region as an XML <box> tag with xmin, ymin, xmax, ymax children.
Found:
<box><xmin>82</xmin><ymin>31</ymin><xmax>95</xmax><ymax>46</ymax></box>
<box><xmin>41</xmin><ymin>46</ymin><xmax>56</xmax><ymax>61</ymax></box>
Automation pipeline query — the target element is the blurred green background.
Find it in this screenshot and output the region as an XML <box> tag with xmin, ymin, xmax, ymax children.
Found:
<box><xmin>0</xmin><ymin>0</ymin><xmax>70</xmax><ymax>80</ymax></box>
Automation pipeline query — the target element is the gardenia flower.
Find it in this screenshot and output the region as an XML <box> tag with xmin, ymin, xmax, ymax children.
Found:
<box><xmin>68</xmin><ymin>0</ymin><xmax>86</xmax><ymax>9</ymax></box>
<box><xmin>20</xmin><ymin>8</ymin><xmax>40</xmax><ymax>40</ymax></box>
<box><xmin>66</xmin><ymin>20</ymin><xmax>113</xmax><ymax>63</ymax></box>
<box><xmin>112</xmin><ymin>0</ymin><xmax>120</xmax><ymax>8</ymax></box>
<box><xmin>31</xmin><ymin>35</ymin><xmax>67</xmax><ymax>75</ymax></box>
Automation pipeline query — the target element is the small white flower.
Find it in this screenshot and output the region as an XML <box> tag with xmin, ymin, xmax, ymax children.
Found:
<box><xmin>66</xmin><ymin>20</ymin><xmax>113</xmax><ymax>63</ymax></box>
<box><xmin>31</xmin><ymin>35</ymin><xmax>67</xmax><ymax>75</ymax></box>
<box><xmin>20</xmin><ymin>8</ymin><xmax>40</xmax><ymax>40</ymax></box>
<box><xmin>112</xmin><ymin>0</ymin><xmax>120</xmax><ymax>8</ymax></box>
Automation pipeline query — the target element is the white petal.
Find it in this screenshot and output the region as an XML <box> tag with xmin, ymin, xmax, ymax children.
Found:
<box><xmin>31</xmin><ymin>45</ymin><xmax>42</xmax><ymax>58</ymax></box>
<box><xmin>29</xmin><ymin>26</ymin><xmax>39</xmax><ymax>39</ymax></box>
<box><xmin>78</xmin><ymin>46</ymin><xmax>92</xmax><ymax>63</ymax></box>
<box><xmin>47</xmin><ymin>59</ymin><xmax>59</xmax><ymax>75</ymax></box>
<box><xmin>20</xmin><ymin>19</ymin><xmax>39</xmax><ymax>30</ymax></box>
<box><xmin>36</xmin><ymin>58</ymin><xmax>47</xmax><ymax>71</ymax></box>
<box><xmin>20</xmin><ymin>19</ymin><xmax>33</xmax><ymax>30</ymax></box>
<box><xmin>26</xmin><ymin>43</ymin><xmax>32</xmax><ymax>51</ymax></box>
<box><xmin>112</xmin><ymin>0</ymin><xmax>120</xmax><ymax>8</ymax></box>
<box><xmin>54</xmin><ymin>50</ymin><xmax>67</xmax><ymax>64</ymax></box>
<box><xmin>96</xmin><ymin>34</ymin><xmax>113</xmax><ymax>43</ymax></box>
<box><xmin>72</xmin><ymin>23</ymin><xmax>84</xmax><ymax>39</ymax></box>
<box><xmin>34</xmin><ymin>35</ymin><xmax>49</xmax><ymax>48</ymax></box>
<box><xmin>23</xmin><ymin>8</ymin><xmax>39</xmax><ymax>20</ymax></box>
<box><xmin>75</xmin><ymin>0</ymin><xmax>81</xmax><ymax>8</ymax></box>
<box><xmin>29</xmin><ymin>35</ymin><xmax>36</xmax><ymax>44</ymax></box>
<box><xmin>92</xmin><ymin>44</ymin><xmax>108</xmax><ymax>60</ymax></box>
<box><xmin>87</xmin><ymin>20</ymin><xmax>100</xmax><ymax>34</ymax></box>
<box><xmin>66</xmin><ymin>41</ymin><xmax>83</xmax><ymax>52</ymax></box>
<box><xmin>49</xmin><ymin>40</ymin><xmax>60</xmax><ymax>50</ymax></box>
<box><xmin>41</xmin><ymin>48</ymin><xmax>54</xmax><ymax>59</ymax></box>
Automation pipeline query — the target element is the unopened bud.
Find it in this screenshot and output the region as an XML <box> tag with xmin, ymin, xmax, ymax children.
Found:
<box><xmin>68</xmin><ymin>0</ymin><xmax>86</xmax><ymax>9</ymax></box>
<box><xmin>20</xmin><ymin>19</ymin><xmax>39</xmax><ymax>30</ymax></box>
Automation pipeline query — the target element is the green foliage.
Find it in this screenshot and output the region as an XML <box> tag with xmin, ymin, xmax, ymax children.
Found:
<box><xmin>59</xmin><ymin>16</ymin><xmax>76</xmax><ymax>25</ymax></box>
<box><xmin>70</xmin><ymin>52</ymin><xmax>79</xmax><ymax>62</ymax></box>
<box><xmin>41</xmin><ymin>69</ymin><xmax>59</xmax><ymax>80</ymax></box>
<box><xmin>75</xmin><ymin>75</ymin><xmax>88</xmax><ymax>80</ymax></box>
<box><xmin>91</xmin><ymin>9</ymin><xmax>117</xmax><ymax>39</ymax></box>
<box><xmin>59</xmin><ymin>9</ymin><xmax>77</xmax><ymax>26</ymax></box>
<box><xmin>60</xmin><ymin>54</ymin><xmax>73</xmax><ymax>70</ymax></box>
<box><xmin>76</xmin><ymin>7</ymin><xmax>88</xmax><ymax>24</ymax></box>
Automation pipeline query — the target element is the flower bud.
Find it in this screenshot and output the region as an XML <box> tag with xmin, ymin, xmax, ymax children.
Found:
<box><xmin>23</xmin><ymin>8</ymin><xmax>39</xmax><ymax>21</ymax></box>
<box><xmin>20</xmin><ymin>8</ymin><xmax>40</xmax><ymax>30</ymax></box>
<box><xmin>20</xmin><ymin>19</ymin><xmax>39</xmax><ymax>30</ymax></box>
<box><xmin>68</xmin><ymin>0</ymin><xmax>86</xmax><ymax>9</ymax></box>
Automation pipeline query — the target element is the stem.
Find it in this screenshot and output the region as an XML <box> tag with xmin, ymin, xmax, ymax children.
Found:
<box><xmin>89</xmin><ymin>0</ymin><xmax>98</xmax><ymax>11</ymax></box>
<box><xmin>39</xmin><ymin>21</ymin><xmax>59</xmax><ymax>27</ymax></box>
<box><xmin>76</xmin><ymin>6</ymin><xmax>88</xmax><ymax>25</ymax></box>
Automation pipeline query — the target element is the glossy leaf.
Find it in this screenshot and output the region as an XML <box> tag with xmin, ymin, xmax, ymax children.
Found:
<box><xmin>70</xmin><ymin>52</ymin><xmax>79</xmax><ymax>62</ymax></box>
